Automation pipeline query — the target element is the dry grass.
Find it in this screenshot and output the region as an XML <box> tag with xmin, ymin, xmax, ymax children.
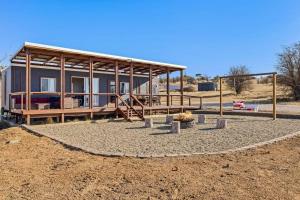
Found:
<box><xmin>174</xmin><ymin>111</ymin><xmax>194</xmax><ymax>122</ymax></box>
<box><xmin>160</xmin><ymin>82</ymin><xmax>296</xmax><ymax>105</ymax></box>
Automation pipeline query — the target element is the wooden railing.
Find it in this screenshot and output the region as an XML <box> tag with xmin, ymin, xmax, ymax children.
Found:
<box><xmin>134</xmin><ymin>94</ymin><xmax>203</xmax><ymax>109</ymax></box>
<box><xmin>8</xmin><ymin>91</ymin><xmax>203</xmax><ymax>117</ymax></box>
<box><xmin>115</xmin><ymin>94</ymin><xmax>131</xmax><ymax>121</ymax></box>
<box><xmin>131</xmin><ymin>95</ymin><xmax>145</xmax><ymax>119</ymax></box>
<box><xmin>9</xmin><ymin>91</ymin><xmax>65</xmax><ymax>111</ymax></box>
<box><xmin>9</xmin><ymin>92</ymin><xmax>26</xmax><ymax>111</ymax></box>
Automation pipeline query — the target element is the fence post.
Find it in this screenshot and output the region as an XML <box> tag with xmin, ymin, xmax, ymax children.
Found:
<box><xmin>272</xmin><ymin>73</ymin><xmax>277</xmax><ymax>120</ymax></box>
<box><xmin>200</xmin><ymin>97</ymin><xmax>203</xmax><ymax>109</ymax></box>
<box><xmin>219</xmin><ymin>77</ymin><xmax>223</xmax><ymax>116</ymax></box>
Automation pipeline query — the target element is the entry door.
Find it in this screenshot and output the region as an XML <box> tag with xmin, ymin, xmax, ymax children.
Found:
<box><xmin>83</xmin><ymin>77</ymin><xmax>89</xmax><ymax>107</ymax></box>
<box><xmin>93</xmin><ymin>78</ymin><xmax>100</xmax><ymax>106</ymax></box>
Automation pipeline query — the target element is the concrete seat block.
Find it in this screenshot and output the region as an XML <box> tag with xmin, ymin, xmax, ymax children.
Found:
<box><xmin>166</xmin><ymin>115</ymin><xmax>174</xmax><ymax>124</ymax></box>
<box><xmin>216</xmin><ymin>119</ymin><xmax>227</xmax><ymax>129</ymax></box>
<box><xmin>198</xmin><ymin>114</ymin><xmax>206</xmax><ymax>124</ymax></box>
<box><xmin>171</xmin><ymin>121</ymin><xmax>181</xmax><ymax>133</ymax></box>
<box><xmin>145</xmin><ymin>118</ymin><xmax>153</xmax><ymax>128</ymax></box>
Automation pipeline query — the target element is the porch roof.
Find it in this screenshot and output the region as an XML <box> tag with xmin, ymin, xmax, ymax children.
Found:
<box><xmin>11</xmin><ymin>42</ymin><xmax>186</xmax><ymax>76</ymax></box>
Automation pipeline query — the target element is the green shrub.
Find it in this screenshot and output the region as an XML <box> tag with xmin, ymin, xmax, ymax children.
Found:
<box><xmin>0</xmin><ymin>121</ymin><xmax>10</xmax><ymax>130</ymax></box>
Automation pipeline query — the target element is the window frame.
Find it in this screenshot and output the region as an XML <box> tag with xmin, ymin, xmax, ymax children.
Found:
<box><xmin>40</xmin><ymin>77</ymin><xmax>57</xmax><ymax>92</ymax></box>
<box><xmin>120</xmin><ymin>82</ymin><xmax>129</xmax><ymax>94</ymax></box>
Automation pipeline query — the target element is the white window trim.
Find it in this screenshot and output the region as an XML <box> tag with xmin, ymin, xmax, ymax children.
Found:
<box><xmin>40</xmin><ymin>77</ymin><xmax>57</xmax><ymax>92</ymax></box>
<box><xmin>120</xmin><ymin>82</ymin><xmax>129</xmax><ymax>94</ymax></box>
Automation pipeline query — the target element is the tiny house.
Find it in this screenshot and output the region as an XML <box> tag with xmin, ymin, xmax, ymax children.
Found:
<box><xmin>3</xmin><ymin>42</ymin><xmax>202</xmax><ymax>124</ymax></box>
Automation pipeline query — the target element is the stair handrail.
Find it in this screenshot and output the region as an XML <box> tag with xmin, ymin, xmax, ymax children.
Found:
<box><xmin>116</xmin><ymin>94</ymin><xmax>131</xmax><ymax>119</ymax></box>
<box><xmin>131</xmin><ymin>95</ymin><xmax>145</xmax><ymax>118</ymax></box>
<box><xmin>116</xmin><ymin>94</ymin><xmax>130</xmax><ymax>109</ymax></box>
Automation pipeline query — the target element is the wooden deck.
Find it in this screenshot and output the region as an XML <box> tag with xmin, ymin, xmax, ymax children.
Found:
<box><xmin>11</xmin><ymin>105</ymin><xmax>200</xmax><ymax>117</ymax></box>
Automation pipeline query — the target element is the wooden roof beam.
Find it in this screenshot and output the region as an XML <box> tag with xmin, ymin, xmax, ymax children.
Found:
<box><xmin>43</xmin><ymin>56</ymin><xmax>57</xmax><ymax>65</ymax></box>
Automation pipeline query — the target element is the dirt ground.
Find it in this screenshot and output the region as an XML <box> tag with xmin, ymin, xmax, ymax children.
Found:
<box><xmin>0</xmin><ymin>127</ymin><xmax>300</xmax><ymax>200</ymax></box>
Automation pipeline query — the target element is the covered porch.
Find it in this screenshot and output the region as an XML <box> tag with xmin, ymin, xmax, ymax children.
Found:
<box><xmin>9</xmin><ymin>42</ymin><xmax>202</xmax><ymax>124</ymax></box>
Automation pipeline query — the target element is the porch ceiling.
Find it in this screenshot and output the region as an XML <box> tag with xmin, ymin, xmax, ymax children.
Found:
<box><xmin>11</xmin><ymin>42</ymin><xmax>186</xmax><ymax>76</ymax></box>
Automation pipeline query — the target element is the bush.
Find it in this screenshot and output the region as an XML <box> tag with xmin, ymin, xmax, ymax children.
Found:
<box><xmin>183</xmin><ymin>86</ymin><xmax>196</xmax><ymax>92</ymax></box>
<box><xmin>0</xmin><ymin>121</ymin><xmax>10</xmax><ymax>130</ymax></box>
<box><xmin>46</xmin><ymin>117</ymin><xmax>54</xmax><ymax>124</ymax></box>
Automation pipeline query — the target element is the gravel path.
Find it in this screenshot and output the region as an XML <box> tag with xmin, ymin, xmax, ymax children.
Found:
<box><xmin>27</xmin><ymin>115</ymin><xmax>300</xmax><ymax>156</ymax></box>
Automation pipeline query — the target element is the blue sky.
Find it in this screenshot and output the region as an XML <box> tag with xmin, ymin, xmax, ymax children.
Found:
<box><xmin>0</xmin><ymin>0</ymin><xmax>300</xmax><ymax>77</ymax></box>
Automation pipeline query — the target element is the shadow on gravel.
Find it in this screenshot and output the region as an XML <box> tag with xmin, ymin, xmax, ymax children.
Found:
<box><xmin>126</xmin><ymin>126</ymin><xmax>146</xmax><ymax>130</ymax></box>
<box><xmin>156</xmin><ymin>125</ymin><xmax>171</xmax><ymax>130</ymax></box>
<box><xmin>153</xmin><ymin>122</ymin><xmax>167</xmax><ymax>125</ymax></box>
<box><xmin>229</xmin><ymin>119</ymin><xmax>272</xmax><ymax>123</ymax></box>
<box><xmin>199</xmin><ymin>127</ymin><xmax>217</xmax><ymax>131</ymax></box>
<box><xmin>150</xmin><ymin>131</ymin><xmax>172</xmax><ymax>135</ymax></box>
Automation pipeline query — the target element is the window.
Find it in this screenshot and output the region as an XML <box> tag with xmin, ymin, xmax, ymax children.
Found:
<box><xmin>109</xmin><ymin>81</ymin><xmax>116</xmax><ymax>103</ymax></box>
<box><xmin>120</xmin><ymin>82</ymin><xmax>129</xmax><ymax>94</ymax></box>
<box><xmin>109</xmin><ymin>81</ymin><xmax>116</xmax><ymax>93</ymax></box>
<box><xmin>41</xmin><ymin>78</ymin><xmax>56</xmax><ymax>92</ymax></box>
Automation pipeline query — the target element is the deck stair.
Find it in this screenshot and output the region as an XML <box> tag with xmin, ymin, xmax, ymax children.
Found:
<box><xmin>115</xmin><ymin>95</ymin><xmax>145</xmax><ymax>122</ymax></box>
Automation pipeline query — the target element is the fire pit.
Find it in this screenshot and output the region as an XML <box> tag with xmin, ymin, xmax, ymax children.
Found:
<box><xmin>174</xmin><ymin>112</ymin><xmax>195</xmax><ymax>129</ymax></box>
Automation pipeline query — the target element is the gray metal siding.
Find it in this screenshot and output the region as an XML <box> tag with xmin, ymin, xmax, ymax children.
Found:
<box><xmin>11</xmin><ymin>66</ymin><xmax>158</xmax><ymax>107</ymax></box>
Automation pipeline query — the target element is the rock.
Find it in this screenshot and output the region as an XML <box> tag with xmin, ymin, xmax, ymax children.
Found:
<box><xmin>216</xmin><ymin>119</ymin><xmax>227</xmax><ymax>129</ymax></box>
<box><xmin>6</xmin><ymin>139</ymin><xmax>20</xmax><ymax>144</ymax></box>
<box><xmin>171</xmin><ymin>166</ymin><xmax>178</xmax><ymax>171</ymax></box>
<box><xmin>222</xmin><ymin>163</ymin><xmax>230</xmax><ymax>168</ymax></box>
<box><xmin>198</xmin><ymin>114</ymin><xmax>206</xmax><ymax>124</ymax></box>
<box><xmin>144</xmin><ymin>118</ymin><xmax>153</xmax><ymax>128</ymax></box>
<box><xmin>171</xmin><ymin>121</ymin><xmax>180</xmax><ymax>133</ymax></box>
<box><xmin>166</xmin><ymin>115</ymin><xmax>174</xmax><ymax>124</ymax></box>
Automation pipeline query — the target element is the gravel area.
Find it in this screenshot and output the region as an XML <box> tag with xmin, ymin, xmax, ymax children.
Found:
<box><xmin>27</xmin><ymin>114</ymin><xmax>300</xmax><ymax>156</ymax></box>
<box><xmin>204</xmin><ymin>102</ymin><xmax>300</xmax><ymax>114</ymax></box>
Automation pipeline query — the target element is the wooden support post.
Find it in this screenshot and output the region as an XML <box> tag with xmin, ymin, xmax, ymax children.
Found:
<box><xmin>149</xmin><ymin>66</ymin><xmax>153</xmax><ymax>107</ymax></box>
<box><xmin>129</xmin><ymin>63</ymin><xmax>134</xmax><ymax>107</ymax></box>
<box><xmin>115</xmin><ymin>61</ymin><xmax>119</xmax><ymax>108</ymax></box>
<box><xmin>200</xmin><ymin>97</ymin><xmax>203</xmax><ymax>109</ymax></box>
<box><xmin>26</xmin><ymin>115</ymin><xmax>30</xmax><ymax>125</ymax></box>
<box><xmin>25</xmin><ymin>49</ymin><xmax>31</xmax><ymax>111</ymax></box>
<box><xmin>60</xmin><ymin>54</ymin><xmax>65</xmax><ymax>122</ymax></box>
<box><xmin>61</xmin><ymin>113</ymin><xmax>65</xmax><ymax>123</ymax></box>
<box><xmin>272</xmin><ymin>73</ymin><xmax>277</xmax><ymax>120</ymax></box>
<box><xmin>166</xmin><ymin>69</ymin><xmax>170</xmax><ymax>106</ymax></box>
<box><xmin>89</xmin><ymin>58</ymin><xmax>94</xmax><ymax>119</ymax></box>
<box><xmin>180</xmin><ymin>69</ymin><xmax>184</xmax><ymax>112</ymax></box>
<box><xmin>219</xmin><ymin>77</ymin><xmax>223</xmax><ymax>116</ymax></box>
<box><xmin>9</xmin><ymin>94</ymin><xmax>11</xmax><ymax>110</ymax></box>
<box><xmin>149</xmin><ymin>66</ymin><xmax>153</xmax><ymax>115</ymax></box>
<box><xmin>21</xmin><ymin>93</ymin><xmax>24</xmax><ymax>111</ymax></box>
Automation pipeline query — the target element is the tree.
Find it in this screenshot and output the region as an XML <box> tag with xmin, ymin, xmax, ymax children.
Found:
<box><xmin>0</xmin><ymin>54</ymin><xmax>7</xmax><ymax>71</ymax></box>
<box><xmin>226</xmin><ymin>65</ymin><xmax>250</xmax><ymax>94</ymax></box>
<box><xmin>184</xmin><ymin>75</ymin><xmax>196</xmax><ymax>84</ymax></box>
<box><xmin>277</xmin><ymin>42</ymin><xmax>300</xmax><ymax>100</ymax></box>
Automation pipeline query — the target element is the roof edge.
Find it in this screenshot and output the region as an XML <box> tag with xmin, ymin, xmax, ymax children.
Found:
<box><xmin>20</xmin><ymin>42</ymin><xmax>186</xmax><ymax>69</ymax></box>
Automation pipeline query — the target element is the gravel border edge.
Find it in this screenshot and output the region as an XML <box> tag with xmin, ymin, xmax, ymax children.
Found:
<box><xmin>21</xmin><ymin>124</ymin><xmax>300</xmax><ymax>158</ymax></box>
